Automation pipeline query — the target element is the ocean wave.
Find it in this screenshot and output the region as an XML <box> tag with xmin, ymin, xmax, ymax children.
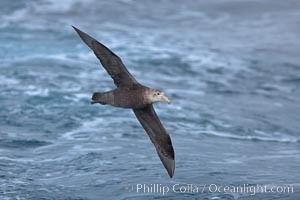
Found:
<box><xmin>0</xmin><ymin>138</ymin><xmax>52</xmax><ymax>149</ymax></box>
<box><xmin>1</xmin><ymin>52</ymin><xmax>95</xmax><ymax>64</ymax></box>
<box><xmin>0</xmin><ymin>0</ymin><xmax>93</xmax><ymax>28</ymax></box>
<box><xmin>25</xmin><ymin>86</ymin><xmax>49</xmax><ymax>97</ymax></box>
<box><xmin>61</xmin><ymin>117</ymin><xmax>108</xmax><ymax>140</ymax></box>
<box><xmin>60</xmin><ymin>113</ymin><xmax>144</xmax><ymax>143</ymax></box>
<box><xmin>0</xmin><ymin>75</ymin><xmax>20</xmax><ymax>85</ymax></box>
<box><xmin>72</xmin><ymin>145</ymin><xmax>121</xmax><ymax>153</ymax></box>
<box><xmin>201</xmin><ymin>130</ymin><xmax>299</xmax><ymax>143</ymax></box>
<box><xmin>36</xmin><ymin>0</ymin><xmax>94</xmax><ymax>13</ymax></box>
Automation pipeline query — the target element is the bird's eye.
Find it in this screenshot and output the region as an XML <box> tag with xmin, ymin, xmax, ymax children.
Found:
<box><xmin>157</xmin><ymin>93</ymin><xmax>160</xmax><ymax>95</ymax></box>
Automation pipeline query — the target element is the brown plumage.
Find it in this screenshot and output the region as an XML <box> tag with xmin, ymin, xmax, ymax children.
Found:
<box><xmin>72</xmin><ymin>26</ymin><xmax>175</xmax><ymax>178</ymax></box>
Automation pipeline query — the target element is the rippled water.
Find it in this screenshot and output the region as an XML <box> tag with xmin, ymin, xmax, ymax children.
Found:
<box><xmin>1</xmin><ymin>0</ymin><xmax>300</xmax><ymax>199</ymax></box>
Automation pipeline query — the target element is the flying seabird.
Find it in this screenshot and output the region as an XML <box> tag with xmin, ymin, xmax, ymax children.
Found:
<box><xmin>72</xmin><ymin>26</ymin><xmax>175</xmax><ymax>178</ymax></box>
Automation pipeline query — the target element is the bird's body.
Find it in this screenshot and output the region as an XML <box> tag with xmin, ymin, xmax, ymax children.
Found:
<box><xmin>92</xmin><ymin>85</ymin><xmax>152</xmax><ymax>109</ymax></box>
<box><xmin>72</xmin><ymin>26</ymin><xmax>175</xmax><ymax>178</ymax></box>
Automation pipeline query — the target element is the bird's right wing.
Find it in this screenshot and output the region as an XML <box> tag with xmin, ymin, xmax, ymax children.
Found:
<box><xmin>133</xmin><ymin>105</ymin><xmax>175</xmax><ymax>178</ymax></box>
<box><xmin>72</xmin><ymin>26</ymin><xmax>139</xmax><ymax>88</ymax></box>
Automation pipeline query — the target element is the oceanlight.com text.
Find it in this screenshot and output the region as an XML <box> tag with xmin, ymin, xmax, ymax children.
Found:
<box><xmin>124</xmin><ymin>183</ymin><xmax>294</xmax><ymax>196</ymax></box>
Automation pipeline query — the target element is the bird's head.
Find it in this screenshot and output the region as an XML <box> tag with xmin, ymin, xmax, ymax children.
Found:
<box><xmin>148</xmin><ymin>89</ymin><xmax>171</xmax><ymax>104</ymax></box>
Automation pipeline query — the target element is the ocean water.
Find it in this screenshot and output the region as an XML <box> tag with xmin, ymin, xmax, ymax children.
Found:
<box><xmin>1</xmin><ymin>0</ymin><xmax>300</xmax><ymax>199</ymax></box>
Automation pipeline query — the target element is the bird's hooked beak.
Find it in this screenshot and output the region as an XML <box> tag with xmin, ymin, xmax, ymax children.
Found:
<box><xmin>161</xmin><ymin>94</ymin><xmax>171</xmax><ymax>104</ymax></box>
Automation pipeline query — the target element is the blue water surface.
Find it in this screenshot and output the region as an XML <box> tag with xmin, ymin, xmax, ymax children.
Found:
<box><xmin>1</xmin><ymin>0</ymin><xmax>300</xmax><ymax>199</ymax></box>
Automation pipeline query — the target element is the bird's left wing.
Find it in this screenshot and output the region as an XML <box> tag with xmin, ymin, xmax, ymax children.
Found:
<box><xmin>72</xmin><ymin>26</ymin><xmax>139</xmax><ymax>88</ymax></box>
<box><xmin>133</xmin><ymin>105</ymin><xmax>175</xmax><ymax>178</ymax></box>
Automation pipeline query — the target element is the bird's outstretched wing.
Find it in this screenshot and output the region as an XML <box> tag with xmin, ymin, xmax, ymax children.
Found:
<box><xmin>133</xmin><ymin>105</ymin><xmax>175</xmax><ymax>178</ymax></box>
<box><xmin>72</xmin><ymin>26</ymin><xmax>139</xmax><ymax>88</ymax></box>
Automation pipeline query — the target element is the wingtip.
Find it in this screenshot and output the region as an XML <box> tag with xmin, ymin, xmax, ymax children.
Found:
<box><xmin>166</xmin><ymin>158</ymin><xmax>175</xmax><ymax>178</ymax></box>
<box><xmin>71</xmin><ymin>25</ymin><xmax>96</xmax><ymax>50</ymax></box>
<box><xmin>157</xmin><ymin>152</ymin><xmax>175</xmax><ymax>178</ymax></box>
<box><xmin>71</xmin><ymin>25</ymin><xmax>81</xmax><ymax>34</ymax></box>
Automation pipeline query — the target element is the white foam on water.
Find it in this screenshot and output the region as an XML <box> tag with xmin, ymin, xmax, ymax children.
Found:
<box><xmin>184</xmin><ymin>52</ymin><xmax>250</xmax><ymax>73</ymax></box>
<box><xmin>2</xmin><ymin>53</ymin><xmax>76</xmax><ymax>64</ymax></box>
<box><xmin>61</xmin><ymin>117</ymin><xmax>106</xmax><ymax>140</ymax></box>
<box><xmin>72</xmin><ymin>144</ymin><xmax>121</xmax><ymax>152</ymax></box>
<box><xmin>202</xmin><ymin>130</ymin><xmax>299</xmax><ymax>143</ymax></box>
<box><xmin>73</xmin><ymin>93</ymin><xmax>90</xmax><ymax>100</ymax></box>
<box><xmin>24</xmin><ymin>85</ymin><xmax>49</xmax><ymax>97</ymax></box>
<box><xmin>0</xmin><ymin>0</ymin><xmax>93</xmax><ymax>29</ymax></box>
<box><xmin>1</xmin><ymin>6</ymin><xmax>28</xmax><ymax>24</ymax></box>
<box><xmin>0</xmin><ymin>156</ymin><xmax>35</xmax><ymax>163</ymax></box>
<box><xmin>0</xmin><ymin>75</ymin><xmax>20</xmax><ymax>85</ymax></box>
<box><xmin>37</xmin><ymin>0</ymin><xmax>89</xmax><ymax>13</ymax></box>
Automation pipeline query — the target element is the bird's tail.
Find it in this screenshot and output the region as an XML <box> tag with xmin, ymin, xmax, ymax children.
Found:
<box><xmin>91</xmin><ymin>92</ymin><xmax>107</xmax><ymax>105</ymax></box>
